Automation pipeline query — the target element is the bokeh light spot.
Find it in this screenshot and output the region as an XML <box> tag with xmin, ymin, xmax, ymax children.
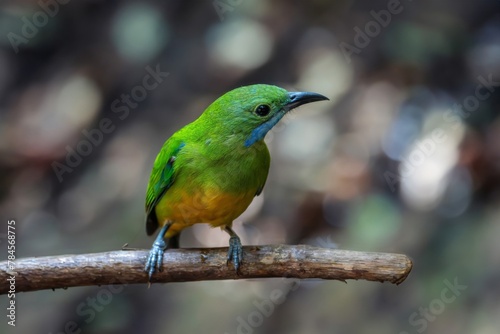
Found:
<box><xmin>112</xmin><ymin>3</ymin><xmax>169</xmax><ymax>63</ymax></box>
<box><xmin>207</xmin><ymin>19</ymin><xmax>273</xmax><ymax>70</ymax></box>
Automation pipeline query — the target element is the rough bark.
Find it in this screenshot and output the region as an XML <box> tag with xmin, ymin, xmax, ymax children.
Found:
<box><xmin>0</xmin><ymin>245</ymin><xmax>412</xmax><ymax>294</ymax></box>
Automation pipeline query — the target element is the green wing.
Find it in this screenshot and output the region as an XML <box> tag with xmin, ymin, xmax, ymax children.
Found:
<box><xmin>145</xmin><ymin>138</ymin><xmax>185</xmax><ymax>235</ymax></box>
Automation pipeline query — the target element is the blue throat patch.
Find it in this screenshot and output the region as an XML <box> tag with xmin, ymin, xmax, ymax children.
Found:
<box><xmin>244</xmin><ymin>111</ymin><xmax>285</xmax><ymax>147</ymax></box>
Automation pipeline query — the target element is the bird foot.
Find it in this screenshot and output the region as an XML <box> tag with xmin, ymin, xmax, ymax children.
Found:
<box><xmin>144</xmin><ymin>238</ymin><xmax>167</xmax><ymax>281</ymax></box>
<box><xmin>227</xmin><ymin>236</ymin><xmax>243</xmax><ymax>272</ymax></box>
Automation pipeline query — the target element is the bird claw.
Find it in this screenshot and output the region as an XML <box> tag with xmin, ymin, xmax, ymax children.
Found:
<box><xmin>227</xmin><ymin>236</ymin><xmax>243</xmax><ymax>272</ymax></box>
<box><xmin>144</xmin><ymin>239</ymin><xmax>167</xmax><ymax>281</ymax></box>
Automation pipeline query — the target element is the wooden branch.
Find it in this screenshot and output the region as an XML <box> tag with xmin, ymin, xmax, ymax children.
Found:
<box><xmin>0</xmin><ymin>245</ymin><xmax>412</xmax><ymax>294</ymax></box>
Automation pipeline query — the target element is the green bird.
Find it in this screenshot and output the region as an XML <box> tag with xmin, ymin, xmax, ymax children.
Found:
<box><xmin>144</xmin><ymin>84</ymin><xmax>328</xmax><ymax>280</ymax></box>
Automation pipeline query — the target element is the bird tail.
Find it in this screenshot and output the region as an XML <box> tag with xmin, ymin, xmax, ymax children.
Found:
<box><xmin>146</xmin><ymin>212</ymin><xmax>159</xmax><ymax>236</ymax></box>
<box><xmin>146</xmin><ymin>212</ymin><xmax>181</xmax><ymax>248</ymax></box>
<box><xmin>167</xmin><ymin>233</ymin><xmax>180</xmax><ymax>249</ymax></box>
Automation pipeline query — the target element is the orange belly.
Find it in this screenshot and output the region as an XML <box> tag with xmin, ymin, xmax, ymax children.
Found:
<box><xmin>154</xmin><ymin>186</ymin><xmax>256</xmax><ymax>238</ymax></box>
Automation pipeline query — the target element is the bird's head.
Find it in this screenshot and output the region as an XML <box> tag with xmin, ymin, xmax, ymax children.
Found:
<box><xmin>201</xmin><ymin>84</ymin><xmax>329</xmax><ymax>147</ymax></box>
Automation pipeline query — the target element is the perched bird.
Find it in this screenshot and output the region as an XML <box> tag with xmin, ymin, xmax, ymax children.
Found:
<box><xmin>144</xmin><ymin>84</ymin><xmax>328</xmax><ymax>280</ymax></box>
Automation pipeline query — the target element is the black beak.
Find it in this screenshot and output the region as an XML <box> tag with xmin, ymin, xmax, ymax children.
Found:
<box><xmin>285</xmin><ymin>91</ymin><xmax>329</xmax><ymax>111</ymax></box>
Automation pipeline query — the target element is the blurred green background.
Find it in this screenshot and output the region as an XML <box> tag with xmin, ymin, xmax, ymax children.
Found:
<box><xmin>1</xmin><ymin>0</ymin><xmax>500</xmax><ymax>333</ymax></box>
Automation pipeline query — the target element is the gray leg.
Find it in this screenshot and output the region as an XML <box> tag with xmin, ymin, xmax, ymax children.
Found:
<box><xmin>144</xmin><ymin>223</ymin><xmax>171</xmax><ymax>281</ymax></box>
<box><xmin>224</xmin><ymin>226</ymin><xmax>243</xmax><ymax>272</ymax></box>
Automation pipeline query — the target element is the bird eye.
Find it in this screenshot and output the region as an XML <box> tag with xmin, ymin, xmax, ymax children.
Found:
<box><xmin>255</xmin><ymin>104</ymin><xmax>271</xmax><ymax>117</ymax></box>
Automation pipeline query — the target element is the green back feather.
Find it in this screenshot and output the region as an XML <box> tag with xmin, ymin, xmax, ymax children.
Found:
<box><xmin>145</xmin><ymin>137</ymin><xmax>184</xmax><ymax>234</ymax></box>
